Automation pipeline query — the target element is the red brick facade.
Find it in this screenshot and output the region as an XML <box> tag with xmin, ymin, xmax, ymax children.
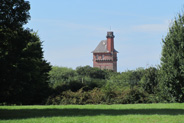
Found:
<box><xmin>92</xmin><ymin>32</ymin><xmax>118</xmax><ymax>72</ymax></box>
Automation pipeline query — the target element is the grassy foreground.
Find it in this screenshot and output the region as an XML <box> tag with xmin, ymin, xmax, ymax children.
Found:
<box><xmin>0</xmin><ymin>103</ymin><xmax>184</xmax><ymax>123</ymax></box>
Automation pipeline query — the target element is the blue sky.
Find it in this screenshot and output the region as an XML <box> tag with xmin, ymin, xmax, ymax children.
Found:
<box><xmin>26</xmin><ymin>0</ymin><xmax>184</xmax><ymax>72</ymax></box>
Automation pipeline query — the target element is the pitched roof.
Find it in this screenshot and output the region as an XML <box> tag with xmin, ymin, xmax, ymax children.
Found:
<box><xmin>92</xmin><ymin>40</ymin><xmax>118</xmax><ymax>53</ymax></box>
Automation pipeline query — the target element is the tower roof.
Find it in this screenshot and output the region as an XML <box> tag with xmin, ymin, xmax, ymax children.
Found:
<box><xmin>92</xmin><ymin>40</ymin><xmax>118</xmax><ymax>53</ymax></box>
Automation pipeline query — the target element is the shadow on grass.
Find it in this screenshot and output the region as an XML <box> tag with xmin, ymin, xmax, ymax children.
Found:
<box><xmin>0</xmin><ymin>108</ymin><xmax>184</xmax><ymax>120</ymax></box>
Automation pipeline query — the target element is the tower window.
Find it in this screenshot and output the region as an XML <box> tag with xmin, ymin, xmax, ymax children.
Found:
<box><xmin>96</xmin><ymin>55</ymin><xmax>98</xmax><ymax>59</ymax></box>
<box><xmin>102</xmin><ymin>55</ymin><xmax>104</xmax><ymax>59</ymax></box>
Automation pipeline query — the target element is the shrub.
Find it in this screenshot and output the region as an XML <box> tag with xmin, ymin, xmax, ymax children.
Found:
<box><xmin>87</xmin><ymin>88</ymin><xmax>105</xmax><ymax>104</ymax></box>
<box><xmin>121</xmin><ymin>88</ymin><xmax>149</xmax><ymax>104</ymax></box>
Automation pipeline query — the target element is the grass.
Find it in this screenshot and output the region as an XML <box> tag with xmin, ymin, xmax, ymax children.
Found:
<box><xmin>0</xmin><ymin>103</ymin><xmax>184</xmax><ymax>123</ymax></box>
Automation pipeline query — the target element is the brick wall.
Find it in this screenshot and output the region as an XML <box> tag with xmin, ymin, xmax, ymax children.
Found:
<box><xmin>93</xmin><ymin>53</ymin><xmax>117</xmax><ymax>72</ymax></box>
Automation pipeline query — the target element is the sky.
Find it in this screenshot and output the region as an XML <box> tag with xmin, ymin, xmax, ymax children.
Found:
<box><xmin>25</xmin><ymin>0</ymin><xmax>184</xmax><ymax>72</ymax></box>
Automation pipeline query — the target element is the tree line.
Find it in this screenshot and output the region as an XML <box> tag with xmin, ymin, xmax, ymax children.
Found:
<box><xmin>0</xmin><ymin>0</ymin><xmax>184</xmax><ymax>105</ymax></box>
<box><xmin>46</xmin><ymin>66</ymin><xmax>159</xmax><ymax>104</ymax></box>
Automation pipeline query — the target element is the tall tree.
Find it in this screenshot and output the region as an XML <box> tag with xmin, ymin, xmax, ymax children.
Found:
<box><xmin>159</xmin><ymin>12</ymin><xmax>184</xmax><ymax>102</ymax></box>
<box><xmin>140</xmin><ymin>67</ymin><xmax>158</xmax><ymax>94</ymax></box>
<box><xmin>0</xmin><ymin>0</ymin><xmax>30</xmax><ymax>29</ymax></box>
<box><xmin>0</xmin><ymin>0</ymin><xmax>51</xmax><ymax>104</ymax></box>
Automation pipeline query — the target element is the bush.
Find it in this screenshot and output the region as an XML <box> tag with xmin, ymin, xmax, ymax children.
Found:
<box><xmin>87</xmin><ymin>88</ymin><xmax>105</xmax><ymax>104</ymax></box>
<box><xmin>45</xmin><ymin>86</ymin><xmax>152</xmax><ymax>105</ymax></box>
<box><xmin>46</xmin><ymin>88</ymin><xmax>104</xmax><ymax>105</ymax></box>
<box><xmin>121</xmin><ymin>88</ymin><xmax>149</xmax><ymax>104</ymax></box>
<box><xmin>45</xmin><ymin>66</ymin><xmax>163</xmax><ymax>105</ymax></box>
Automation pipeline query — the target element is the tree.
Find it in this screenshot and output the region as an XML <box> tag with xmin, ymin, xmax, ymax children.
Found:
<box><xmin>159</xmin><ymin>12</ymin><xmax>184</xmax><ymax>102</ymax></box>
<box><xmin>0</xmin><ymin>0</ymin><xmax>30</xmax><ymax>29</ymax></box>
<box><xmin>49</xmin><ymin>66</ymin><xmax>77</xmax><ymax>88</ymax></box>
<box><xmin>0</xmin><ymin>0</ymin><xmax>51</xmax><ymax>104</ymax></box>
<box><xmin>76</xmin><ymin>66</ymin><xmax>107</xmax><ymax>79</ymax></box>
<box><xmin>140</xmin><ymin>67</ymin><xmax>158</xmax><ymax>94</ymax></box>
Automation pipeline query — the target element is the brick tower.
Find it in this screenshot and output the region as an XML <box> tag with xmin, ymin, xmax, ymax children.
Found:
<box><xmin>92</xmin><ymin>31</ymin><xmax>118</xmax><ymax>72</ymax></box>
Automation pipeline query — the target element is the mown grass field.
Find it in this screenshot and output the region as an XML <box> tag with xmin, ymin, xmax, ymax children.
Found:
<box><xmin>0</xmin><ymin>103</ymin><xmax>184</xmax><ymax>123</ymax></box>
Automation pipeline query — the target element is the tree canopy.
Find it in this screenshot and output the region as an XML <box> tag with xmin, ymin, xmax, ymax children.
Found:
<box><xmin>0</xmin><ymin>0</ymin><xmax>30</xmax><ymax>29</ymax></box>
<box><xmin>159</xmin><ymin>12</ymin><xmax>184</xmax><ymax>102</ymax></box>
<box><xmin>0</xmin><ymin>0</ymin><xmax>51</xmax><ymax>104</ymax></box>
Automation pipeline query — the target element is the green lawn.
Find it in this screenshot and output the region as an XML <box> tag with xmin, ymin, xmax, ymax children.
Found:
<box><xmin>0</xmin><ymin>103</ymin><xmax>184</xmax><ymax>123</ymax></box>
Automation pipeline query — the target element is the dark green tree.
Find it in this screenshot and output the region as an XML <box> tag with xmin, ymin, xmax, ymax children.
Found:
<box><xmin>140</xmin><ymin>67</ymin><xmax>158</xmax><ymax>94</ymax></box>
<box><xmin>0</xmin><ymin>0</ymin><xmax>30</xmax><ymax>29</ymax></box>
<box><xmin>0</xmin><ymin>0</ymin><xmax>51</xmax><ymax>104</ymax></box>
<box><xmin>159</xmin><ymin>12</ymin><xmax>184</xmax><ymax>102</ymax></box>
<box><xmin>76</xmin><ymin>65</ymin><xmax>107</xmax><ymax>79</ymax></box>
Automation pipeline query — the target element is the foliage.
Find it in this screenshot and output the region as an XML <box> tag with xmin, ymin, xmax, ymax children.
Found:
<box><xmin>159</xmin><ymin>12</ymin><xmax>184</xmax><ymax>102</ymax></box>
<box><xmin>140</xmin><ymin>67</ymin><xmax>158</xmax><ymax>94</ymax></box>
<box><xmin>2</xmin><ymin>0</ymin><xmax>183</xmax><ymax>105</ymax></box>
<box><xmin>0</xmin><ymin>0</ymin><xmax>51</xmax><ymax>104</ymax></box>
<box><xmin>49</xmin><ymin>66</ymin><xmax>77</xmax><ymax>88</ymax></box>
<box><xmin>46</xmin><ymin>88</ymin><xmax>102</xmax><ymax>105</ymax></box>
<box><xmin>48</xmin><ymin>66</ymin><xmax>108</xmax><ymax>93</ymax></box>
<box><xmin>102</xmin><ymin>81</ymin><xmax>117</xmax><ymax>103</ymax></box>
<box><xmin>0</xmin><ymin>0</ymin><xmax>30</xmax><ymax>29</ymax></box>
<box><xmin>46</xmin><ymin>66</ymin><xmax>161</xmax><ymax>104</ymax></box>
<box><xmin>121</xmin><ymin>87</ymin><xmax>148</xmax><ymax>104</ymax></box>
<box><xmin>46</xmin><ymin>87</ymin><xmax>150</xmax><ymax>105</ymax></box>
<box><xmin>107</xmin><ymin>67</ymin><xmax>145</xmax><ymax>89</ymax></box>
<box><xmin>76</xmin><ymin>65</ymin><xmax>109</xmax><ymax>79</ymax></box>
